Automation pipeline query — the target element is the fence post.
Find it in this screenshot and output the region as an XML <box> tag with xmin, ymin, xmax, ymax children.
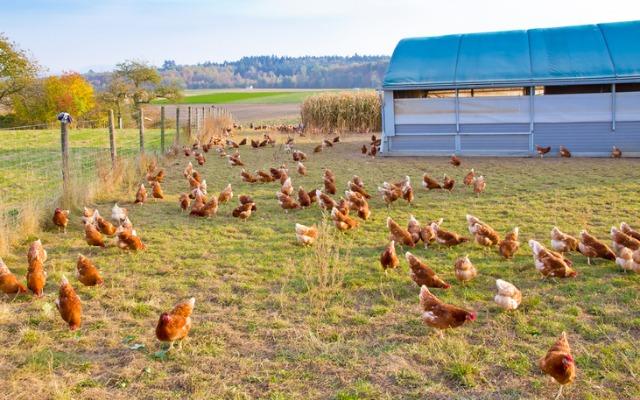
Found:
<box><xmin>175</xmin><ymin>107</ymin><xmax>180</xmax><ymax>145</ymax></box>
<box><xmin>139</xmin><ymin>108</ymin><xmax>145</xmax><ymax>153</ymax></box>
<box><xmin>195</xmin><ymin>107</ymin><xmax>199</xmax><ymax>134</ymax></box>
<box><xmin>160</xmin><ymin>106</ymin><xmax>165</xmax><ymax>153</ymax></box>
<box><xmin>118</xmin><ymin>114</ymin><xmax>123</xmax><ymax>129</ymax></box>
<box><xmin>187</xmin><ymin>106</ymin><xmax>192</xmax><ymax>138</ymax></box>
<box><xmin>60</xmin><ymin>120</ymin><xmax>70</xmax><ymax>194</ymax></box>
<box><xmin>108</xmin><ymin>109</ymin><xmax>117</xmax><ymax>168</ymax></box>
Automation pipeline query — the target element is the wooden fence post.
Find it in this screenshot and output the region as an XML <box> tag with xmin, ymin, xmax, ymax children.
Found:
<box><xmin>139</xmin><ymin>108</ymin><xmax>145</xmax><ymax>153</ymax></box>
<box><xmin>187</xmin><ymin>106</ymin><xmax>192</xmax><ymax>138</ymax></box>
<box><xmin>108</xmin><ymin>109</ymin><xmax>117</xmax><ymax>168</ymax></box>
<box><xmin>195</xmin><ymin>107</ymin><xmax>199</xmax><ymax>133</ymax></box>
<box><xmin>160</xmin><ymin>106</ymin><xmax>165</xmax><ymax>153</ymax></box>
<box><xmin>175</xmin><ymin>107</ymin><xmax>180</xmax><ymax>145</ymax></box>
<box><xmin>60</xmin><ymin>120</ymin><xmax>70</xmax><ymax>194</ymax></box>
<box><xmin>118</xmin><ymin>114</ymin><xmax>123</xmax><ymax>129</ymax></box>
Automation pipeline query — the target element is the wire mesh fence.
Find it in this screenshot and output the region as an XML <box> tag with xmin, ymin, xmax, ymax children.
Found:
<box><xmin>0</xmin><ymin>105</ymin><xmax>233</xmax><ymax>230</ymax></box>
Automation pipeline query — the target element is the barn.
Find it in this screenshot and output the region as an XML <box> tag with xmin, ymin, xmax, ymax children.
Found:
<box><xmin>380</xmin><ymin>21</ymin><xmax>640</xmax><ymax>157</ymax></box>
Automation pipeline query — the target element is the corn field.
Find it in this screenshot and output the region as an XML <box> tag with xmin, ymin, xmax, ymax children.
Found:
<box><xmin>300</xmin><ymin>91</ymin><xmax>381</xmax><ymax>134</ymax></box>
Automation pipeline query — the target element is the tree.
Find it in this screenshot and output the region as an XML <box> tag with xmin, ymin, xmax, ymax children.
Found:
<box><xmin>12</xmin><ymin>72</ymin><xmax>95</xmax><ymax>124</ymax></box>
<box><xmin>0</xmin><ymin>33</ymin><xmax>38</xmax><ymax>106</ymax></box>
<box><xmin>100</xmin><ymin>75</ymin><xmax>132</xmax><ymax>125</ymax></box>
<box><xmin>114</xmin><ymin>60</ymin><xmax>161</xmax><ymax>107</ymax></box>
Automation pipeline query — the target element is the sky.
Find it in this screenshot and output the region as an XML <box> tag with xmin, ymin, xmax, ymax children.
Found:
<box><xmin>1</xmin><ymin>0</ymin><xmax>639</xmax><ymax>74</ymax></box>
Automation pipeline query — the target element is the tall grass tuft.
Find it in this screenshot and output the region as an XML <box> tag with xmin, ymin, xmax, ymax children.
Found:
<box><xmin>301</xmin><ymin>91</ymin><xmax>381</xmax><ymax>134</ymax></box>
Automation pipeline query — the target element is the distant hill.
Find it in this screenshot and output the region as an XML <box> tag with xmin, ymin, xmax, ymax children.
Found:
<box><xmin>85</xmin><ymin>55</ymin><xmax>390</xmax><ymax>90</ymax></box>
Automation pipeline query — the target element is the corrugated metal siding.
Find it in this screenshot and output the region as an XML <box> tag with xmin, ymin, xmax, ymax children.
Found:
<box><xmin>389</xmin><ymin>135</ymin><xmax>455</xmax><ymax>153</ymax></box>
<box><xmin>460</xmin><ymin>134</ymin><xmax>530</xmax><ymax>153</ymax></box>
<box><xmin>395</xmin><ymin>124</ymin><xmax>457</xmax><ymax>134</ymax></box>
<box><xmin>533</xmin><ymin>122</ymin><xmax>640</xmax><ymax>155</ymax></box>
<box><xmin>459</xmin><ymin>123</ymin><xmax>530</xmax><ymax>133</ymax></box>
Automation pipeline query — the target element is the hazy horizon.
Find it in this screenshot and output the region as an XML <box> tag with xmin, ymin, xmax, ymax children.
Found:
<box><xmin>1</xmin><ymin>0</ymin><xmax>639</xmax><ymax>74</ymax></box>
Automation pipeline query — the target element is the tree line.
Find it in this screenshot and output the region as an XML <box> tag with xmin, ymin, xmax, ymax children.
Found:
<box><xmin>86</xmin><ymin>55</ymin><xmax>390</xmax><ymax>90</ymax></box>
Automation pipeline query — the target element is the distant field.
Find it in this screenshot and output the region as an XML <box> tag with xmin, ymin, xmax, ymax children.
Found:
<box><xmin>154</xmin><ymin>90</ymin><xmax>324</xmax><ymax>105</ymax></box>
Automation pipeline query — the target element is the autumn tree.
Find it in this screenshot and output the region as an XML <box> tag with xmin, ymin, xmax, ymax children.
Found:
<box><xmin>0</xmin><ymin>33</ymin><xmax>38</xmax><ymax>106</ymax></box>
<box><xmin>12</xmin><ymin>72</ymin><xmax>95</xmax><ymax>124</ymax></box>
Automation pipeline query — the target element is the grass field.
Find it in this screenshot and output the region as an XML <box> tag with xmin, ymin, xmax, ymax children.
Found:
<box><xmin>1</xmin><ymin>132</ymin><xmax>639</xmax><ymax>399</ymax></box>
<box><xmin>154</xmin><ymin>90</ymin><xmax>324</xmax><ymax>105</ymax></box>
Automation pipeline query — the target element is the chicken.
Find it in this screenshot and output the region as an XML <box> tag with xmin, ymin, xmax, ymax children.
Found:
<box><xmin>26</xmin><ymin>258</ymin><xmax>46</xmax><ymax>297</ymax></box>
<box><xmin>422</xmin><ymin>173</ymin><xmax>442</xmax><ymax>190</ymax></box>
<box><xmin>610</xmin><ymin>226</ymin><xmax>640</xmax><ymax>252</ymax></box>
<box><xmin>269</xmin><ymin>167</ymin><xmax>284</xmax><ymax>180</ymax></box>
<box><xmin>377</xmin><ymin>182</ymin><xmax>402</xmax><ymax>206</ymax></box>
<box><xmin>407</xmin><ymin>215</ymin><xmax>422</xmax><ymax>245</ymax></box>
<box><xmin>536</xmin><ymin>145</ymin><xmax>551</xmax><ymax>158</ymax></box>
<box><xmin>529</xmin><ymin>240</ymin><xmax>577</xmax><ymax>278</ymax></box>
<box><xmin>344</xmin><ymin>190</ymin><xmax>371</xmax><ymax>220</ymax></box>
<box><xmin>292</xmin><ymin>150</ymin><xmax>307</xmax><ymax>162</ymax></box>
<box><xmin>401</xmin><ymin>177</ymin><xmax>414</xmax><ymax>204</ymax></box>
<box><xmin>313</xmin><ymin>144</ymin><xmax>323</xmax><ymax>153</ymax></box>
<box><xmin>156</xmin><ymin>297</ymin><xmax>195</xmax><ymax>350</ymax></box>
<box><xmin>380</xmin><ymin>240</ymin><xmax>400</xmax><ymax>273</ymax></box>
<box><xmin>135</xmin><ymin>183</ymin><xmax>147</xmax><ymax>204</ymax></box>
<box><xmin>238</xmin><ymin>138</ymin><xmax>247</xmax><ymax>146</ymax></box>
<box><xmin>111</xmin><ymin>203</ymin><xmax>128</xmax><ymax>223</ymax></box>
<box><xmin>463</xmin><ymin>169</ymin><xmax>475</xmax><ymax>186</ymax></box>
<box><xmin>116</xmin><ymin>225</ymin><xmax>146</xmax><ymax>250</ymax></box>
<box><xmin>281</xmin><ymin>177</ymin><xmax>294</xmax><ymax>196</ymax></box>
<box><xmin>323</xmin><ymin>139</ymin><xmax>333</xmax><ymax>148</ymax></box>
<box><xmin>418</xmin><ymin>285</ymin><xmax>475</xmax><ymax>332</ymax></box>
<box><xmin>0</xmin><ymin>258</ymin><xmax>27</xmax><ymax>295</ymax></box>
<box><xmin>470</xmin><ymin>222</ymin><xmax>500</xmax><ymax>247</ymax></box>
<box><xmin>298</xmin><ymin>187</ymin><xmax>311</xmax><ymax>208</ymax></box>
<box><xmin>146</xmin><ymin>168</ymin><xmax>165</xmax><ymax>183</ymax></box>
<box><xmin>433</xmin><ymin>223</ymin><xmax>468</xmax><ymax>247</ymax></box>
<box><xmin>454</xmin><ymin>255</ymin><xmax>477</xmax><ymax>283</ymax></box>
<box><xmin>316</xmin><ymin>190</ymin><xmax>337</xmax><ymax>210</ymax></box>
<box><xmin>559</xmin><ymin>146</ymin><xmax>571</xmax><ymax>158</ymax></box>
<box><xmin>96</xmin><ymin>213</ymin><xmax>117</xmax><ymax>236</ymax></box>
<box><xmin>406</xmin><ymin>252</ymin><xmax>450</xmax><ymax>289</ymax></box>
<box><xmin>226</xmin><ymin>154</ymin><xmax>244</xmax><ymax>167</ymax></box>
<box><xmin>615</xmin><ymin>248</ymin><xmax>639</xmax><ymax>272</ymax></box>
<box><xmin>187</xmin><ymin>174</ymin><xmax>201</xmax><ymax>190</ymax></box>
<box><xmin>578</xmin><ymin>230</ymin><xmax>616</xmax><ymax>264</ymax></box>
<box><xmin>295</xmin><ymin>223</ymin><xmax>318</xmax><ymax>246</ymax></box>
<box><xmin>276</xmin><ymin>192</ymin><xmax>300</xmax><ymax>211</ymax></box>
<box><xmin>368</xmin><ymin>144</ymin><xmax>377</xmax><ymax>157</ymax></box>
<box><xmin>361</xmin><ymin>144</ymin><xmax>367</xmax><ymax>154</ymax></box>
<box><xmin>27</xmin><ymin>239</ymin><xmax>47</xmax><ymax>265</ymax></box>
<box><xmin>331</xmin><ymin>207</ymin><xmax>358</xmax><ymax>231</ymax></box>
<box><xmin>419</xmin><ymin>218</ymin><xmax>442</xmax><ymax>248</ymax></box>
<box><xmin>620</xmin><ymin>222</ymin><xmax>640</xmax><ymax>241</ymax></box>
<box><xmin>232</xmin><ymin>202</ymin><xmax>254</xmax><ymax>220</ymax></box>
<box><xmin>499</xmin><ymin>227</ymin><xmax>520</xmax><ymax>259</ymax></box>
<box><xmin>192</xmin><ymin>170</ymin><xmax>202</xmax><ymax>184</ymax></box>
<box><xmin>218</xmin><ymin>183</ymin><xmax>233</xmax><ymax>204</ymax></box>
<box><xmin>76</xmin><ymin>254</ymin><xmax>103</xmax><ymax>286</ymax></box>
<box><xmin>52</xmin><ymin>208</ymin><xmax>70</xmax><ymax>233</ymax></box>
<box><xmin>324</xmin><ymin>177</ymin><xmax>337</xmax><ymax>195</ymax></box>
<box><xmin>539</xmin><ymin>332</ymin><xmax>576</xmax><ymax>398</ymax></box>
<box><xmin>190</xmin><ymin>197</ymin><xmax>218</xmax><ymax>217</ymax></box>
<box><xmin>296</xmin><ymin>162</ymin><xmax>306</xmax><ymax>176</ymax></box>
<box><xmin>151</xmin><ymin>181</ymin><xmax>164</xmax><ymax>199</ymax></box>
<box><xmin>55</xmin><ymin>276</ymin><xmax>82</xmax><ymax>331</ymax></box>
<box><xmin>333</xmin><ymin>136</ymin><xmax>340</xmax><ymax>143</ymax></box>
<box><xmin>442</xmin><ymin>175</ymin><xmax>455</xmax><ymax>192</ymax></box>
<box><xmin>473</xmin><ymin>176</ymin><xmax>486</xmax><ymax>195</ymax></box>
<box><xmin>348</xmin><ymin>180</ymin><xmax>371</xmax><ymax>199</ymax></box>
<box><xmin>307</xmin><ymin>188</ymin><xmax>318</xmax><ymax>204</ymax></box>
<box><xmin>240</xmin><ymin>169</ymin><xmax>258</xmax><ymax>183</ymax></box>
<box><xmin>611</xmin><ymin>146</ymin><xmax>622</xmax><ymax>158</ymax></box>
<box><xmin>84</xmin><ymin>221</ymin><xmax>106</xmax><ymax>247</ymax></box>
<box><xmin>450</xmin><ymin>154</ymin><xmax>461</xmax><ymax>166</ymax></box>
<box><xmin>550</xmin><ymin>227</ymin><xmax>579</xmax><ymax>253</ymax></box>
<box><xmin>183</xmin><ymin>161</ymin><xmax>194</xmax><ymax>178</ymax></box>
<box><xmin>494</xmin><ymin>279</ymin><xmax>522</xmax><ymax>310</ymax></box>
<box><xmin>387</xmin><ymin>217</ymin><xmax>415</xmax><ymax>247</ymax></box>
<box><xmin>179</xmin><ymin>193</ymin><xmax>191</xmax><ymax>212</ymax></box>
<box><xmin>250</xmin><ymin>139</ymin><xmax>259</xmax><ymax>148</ymax></box>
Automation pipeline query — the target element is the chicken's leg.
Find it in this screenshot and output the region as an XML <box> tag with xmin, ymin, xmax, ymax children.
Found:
<box><xmin>554</xmin><ymin>385</ymin><xmax>564</xmax><ymax>400</ymax></box>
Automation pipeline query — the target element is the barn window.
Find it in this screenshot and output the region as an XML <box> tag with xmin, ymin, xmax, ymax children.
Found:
<box><xmin>393</xmin><ymin>90</ymin><xmax>429</xmax><ymax>99</ymax></box>
<box><xmin>542</xmin><ymin>84</ymin><xmax>611</xmax><ymax>95</ymax></box>
<box><xmin>616</xmin><ymin>83</ymin><xmax>640</xmax><ymax>92</ymax></box>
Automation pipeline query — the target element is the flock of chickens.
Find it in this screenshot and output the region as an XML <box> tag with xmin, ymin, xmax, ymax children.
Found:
<box><xmin>0</xmin><ymin>131</ymin><xmax>637</xmax><ymax>397</ymax></box>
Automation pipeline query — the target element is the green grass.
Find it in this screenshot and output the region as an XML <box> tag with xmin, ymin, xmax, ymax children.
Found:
<box><xmin>0</xmin><ymin>131</ymin><xmax>639</xmax><ymax>399</ymax></box>
<box><xmin>154</xmin><ymin>90</ymin><xmax>323</xmax><ymax>105</ymax></box>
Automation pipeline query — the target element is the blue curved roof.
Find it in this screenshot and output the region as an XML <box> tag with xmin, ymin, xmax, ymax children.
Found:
<box><xmin>383</xmin><ymin>21</ymin><xmax>640</xmax><ymax>89</ymax></box>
